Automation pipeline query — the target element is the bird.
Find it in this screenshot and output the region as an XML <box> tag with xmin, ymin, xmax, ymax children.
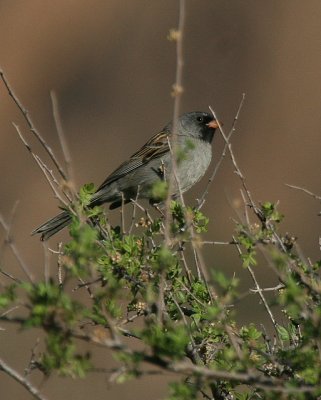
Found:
<box><xmin>32</xmin><ymin>111</ymin><xmax>219</xmax><ymax>240</ymax></box>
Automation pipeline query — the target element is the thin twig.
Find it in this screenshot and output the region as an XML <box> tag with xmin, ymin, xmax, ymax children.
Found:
<box><xmin>0</xmin><ymin>213</ymin><xmax>34</xmax><ymax>282</ymax></box>
<box><xmin>129</xmin><ymin>185</ymin><xmax>141</xmax><ymax>234</ymax></box>
<box><xmin>50</xmin><ymin>90</ymin><xmax>75</xmax><ymax>186</ymax></box>
<box><xmin>233</xmin><ymin>235</ymin><xmax>279</xmax><ymax>338</ymax></box>
<box><xmin>72</xmin><ymin>277</ymin><xmax>101</xmax><ymax>292</ymax></box>
<box><xmin>74</xmin><ymin>277</ymin><xmax>94</xmax><ymax>299</ymax></box>
<box><xmin>286</xmin><ymin>183</ymin><xmax>321</xmax><ymax>202</ymax></box>
<box><xmin>0</xmin><ymin>357</ymin><xmax>48</xmax><ymax>400</ymax></box>
<box><xmin>36</xmin><ymin>155</ymin><xmax>72</xmax><ymax>203</ymax></box>
<box><xmin>42</xmin><ymin>241</ymin><xmax>50</xmax><ymax>284</ymax></box>
<box><xmin>240</xmin><ymin>188</ymin><xmax>251</xmax><ymax>226</ymax></box>
<box><xmin>166</xmin><ymin>138</ymin><xmax>186</xmax><ymax>206</ymax></box>
<box><xmin>225</xmin><ymin>323</ymin><xmax>244</xmax><ymax>361</ymax></box>
<box><xmin>120</xmin><ymin>312</ymin><xmax>142</xmax><ymax>326</ymax></box>
<box><xmin>13</xmin><ymin>123</ymin><xmax>69</xmax><ymax>207</ymax></box>
<box><xmin>0</xmin><ymin>200</ymin><xmax>19</xmax><ymax>262</ymax></box>
<box><xmin>24</xmin><ymin>339</ymin><xmax>41</xmax><ymax>377</ymax></box>
<box><xmin>130</xmin><ymin>199</ymin><xmax>153</xmax><ymax>222</ymax></box>
<box><xmin>198</xmin><ymin>94</ymin><xmax>246</xmax><ymax>209</ymax></box>
<box><xmin>0</xmin><ymin>305</ymin><xmax>21</xmax><ymax>318</ymax></box>
<box><xmin>120</xmin><ymin>192</ymin><xmax>126</xmax><ymax>234</ymax></box>
<box><xmin>209</xmin><ymin>106</ymin><xmax>288</xmax><ymax>257</ymax></box>
<box><xmin>164</xmin><ymin>0</ymin><xmax>186</xmax><ymax>246</ymax></box>
<box><xmin>247</xmin><ymin>265</ymin><xmax>279</xmax><ymax>336</ymax></box>
<box><xmin>57</xmin><ymin>242</ymin><xmax>63</xmax><ymax>288</ymax></box>
<box><xmin>130</xmin><ymin>198</ymin><xmax>155</xmax><ymax>244</ymax></box>
<box><xmin>193</xmin><ymin>246</ymin><xmax>202</xmax><ymax>280</ymax></box>
<box><xmin>178</xmin><ymin>244</ymin><xmax>193</xmax><ymax>285</ymax></box>
<box><xmin>0</xmin><ymin>266</ymin><xmax>21</xmax><ymax>283</ymax></box>
<box><xmin>0</xmin><ymin>201</ymin><xmax>20</xmax><ymax>282</ymax></box>
<box><xmin>0</xmin><ymin>70</ymin><xmax>67</xmax><ymax>181</ymax></box>
<box><xmin>157</xmin><ymin>271</ymin><xmax>166</xmax><ymax>326</ymax></box>
<box><xmin>170</xmin><ymin>292</ymin><xmax>202</xmax><ymax>365</ymax></box>
<box><xmin>191</xmin><ymin>239</ymin><xmax>216</xmax><ymax>301</ymax></box>
<box><xmin>250</xmin><ymin>283</ymin><xmax>285</xmax><ymax>293</ymax></box>
<box><xmin>201</xmin><ymin>240</ymin><xmax>237</xmax><ymax>246</ymax></box>
<box><xmin>209</xmin><ymin>105</ymin><xmax>259</xmax><ymax>217</ymax></box>
<box><xmin>160</xmin><ymin>0</ymin><xmax>216</xmax><ymax>300</ymax></box>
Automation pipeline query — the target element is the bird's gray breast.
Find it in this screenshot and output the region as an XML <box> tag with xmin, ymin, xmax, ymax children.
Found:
<box><xmin>176</xmin><ymin>138</ymin><xmax>212</xmax><ymax>193</ymax></box>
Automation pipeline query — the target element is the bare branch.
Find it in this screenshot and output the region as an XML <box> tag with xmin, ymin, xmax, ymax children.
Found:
<box><xmin>201</xmin><ymin>240</ymin><xmax>238</xmax><ymax>246</ymax></box>
<box><xmin>50</xmin><ymin>90</ymin><xmax>75</xmax><ymax>187</ymax></box>
<box><xmin>129</xmin><ymin>185</ymin><xmax>141</xmax><ymax>234</ymax></box>
<box><xmin>0</xmin><ymin>357</ymin><xmax>48</xmax><ymax>400</ymax></box>
<box><xmin>286</xmin><ymin>183</ymin><xmax>321</xmax><ymax>202</ymax></box>
<box><xmin>42</xmin><ymin>241</ymin><xmax>50</xmax><ymax>284</ymax></box>
<box><xmin>164</xmin><ymin>0</ymin><xmax>186</xmax><ymax>245</ymax></box>
<box><xmin>0</xmin><ymin>213</ymin><xmax>34</xmax><ymax>282</ymax></box>
<box><xmin>208</xmin><ymin>105</ymin><xmax>259</xmax><ymax>216</ymax></box>
<box><xmin>250</xmin><ymin>283</ymin><xmax>285</xmax><ymax>293</ymax></box>
<box><xmin>198</xmin><ymin>93</ymin><xmax>246</xmax><ymax>209</ymax></box>
<box><xmin>0</xmin><ymin>266</ymin><xmax>21</xmax><ymax>284</ymax></box>
<box><xmin>0</xmin><ymin>70</ymin><xmax>67</xmax><ymax>181</ymax></box>
<box><xmin>0</xmin><ymin>201</ymin><xmax>20</xmax><ymax>282</ymax></box>
<box><xmin>13</xmin><ymin>122</ymin><xmax>69</xmax><ymax>207</ymax></box>
<box><xmin>233</xmin><ymin>235</ymin><xmax>279</xmax><ymax>338</ymax></box>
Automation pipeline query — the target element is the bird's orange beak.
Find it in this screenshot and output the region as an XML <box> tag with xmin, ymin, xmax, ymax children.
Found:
<box><xmin>207</xmin><ymin>119</ymin><xmax>221</xmax><ymax>129</ymax></box>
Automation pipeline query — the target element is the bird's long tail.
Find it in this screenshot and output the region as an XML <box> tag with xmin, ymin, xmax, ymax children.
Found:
<box><xmin>32</xmin><ymin>211</ymin><xmax>72</xmax><ymax>241</ymax></box>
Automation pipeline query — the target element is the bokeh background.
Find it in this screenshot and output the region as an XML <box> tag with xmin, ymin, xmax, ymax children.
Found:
<box><xmin>1</xmin><ymin>1</ymin><xmax>320</xmax><ymax>399</ymax></box>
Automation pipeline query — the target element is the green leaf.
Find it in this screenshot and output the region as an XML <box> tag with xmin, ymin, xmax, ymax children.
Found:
<box><xmin>167</xmin><ymin>381</ymin><xmax>197</xmax><ymax>400</ymax></box>
<box><xmin>0</xmin><ymin>284</ymin><xmax>16</xmax><ymax>308</ymax></box>
<box><xmin>277</xmin><ymin>324</ymin><xmax>289</xmax><ymax>341</ymax></box>
<box><xmin>151</xmin><ymin>181</ymin><xmax>168</xmax><ymax>202</ymax></box>
<box><xmin>79</xmin><ymin>183</ymin><xmax>96</xmax><ymax>206</ymax></box>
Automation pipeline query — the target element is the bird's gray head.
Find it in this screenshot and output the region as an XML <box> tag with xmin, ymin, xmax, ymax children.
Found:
<box><xmin>170</xmin><ymin>111</ymin><xmax>219</xmax><ymax>143</ymax></box>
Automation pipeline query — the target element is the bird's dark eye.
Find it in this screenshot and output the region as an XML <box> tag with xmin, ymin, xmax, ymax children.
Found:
<box><xmin>197</xmin><ymin>116</ymin><xmax>203</xmax><ymax>122</ymax></box>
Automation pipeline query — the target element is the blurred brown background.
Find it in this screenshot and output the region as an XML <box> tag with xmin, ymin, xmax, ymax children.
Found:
<box><xmin>0</xmin><ymin>1</ymin><xmax>320</xmax><ymax>399</ymax></box>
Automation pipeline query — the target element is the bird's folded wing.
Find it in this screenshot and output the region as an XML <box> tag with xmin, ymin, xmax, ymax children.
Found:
<box><xmin>96</xmin><ymin>130</ymin><xmax>170</xmax><ymax>191</ymax></box>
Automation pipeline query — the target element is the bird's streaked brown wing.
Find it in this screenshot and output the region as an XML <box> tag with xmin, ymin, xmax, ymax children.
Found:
<box><xmin>96</xmin><ymin>130</ymin><xmax>170</xmax><ymax>191</ymax></box>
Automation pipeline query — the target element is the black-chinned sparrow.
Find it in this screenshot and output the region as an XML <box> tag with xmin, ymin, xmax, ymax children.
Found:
<box><xmin>33</xmin><ymin>111</ymin><xmax>218</xmax><ymax>240</ymax></box>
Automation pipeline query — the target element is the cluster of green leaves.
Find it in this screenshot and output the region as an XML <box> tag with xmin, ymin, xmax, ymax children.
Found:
<box><xmin>8</xmin><ymin>281</ymin><xmax>91</xmax><ymax>377</ymax></box>
<box><xmin>233</xmin><ymin>202</ymin><xmax>321</xmax><ymax>398</ymax></box>
<box><xmin>171</xmin><ymin>201</ymin><xmax>209</xmax><ymax>235</ymax></box>
<box><xmin>32</xmin><ymin>283</ymin><xmax>89</xmax><ymax>377</ymax></box>
<box><xmin>1</xmin><ymin>193</ymin><xmax>321</xmax><ymax>399</ymax></box>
